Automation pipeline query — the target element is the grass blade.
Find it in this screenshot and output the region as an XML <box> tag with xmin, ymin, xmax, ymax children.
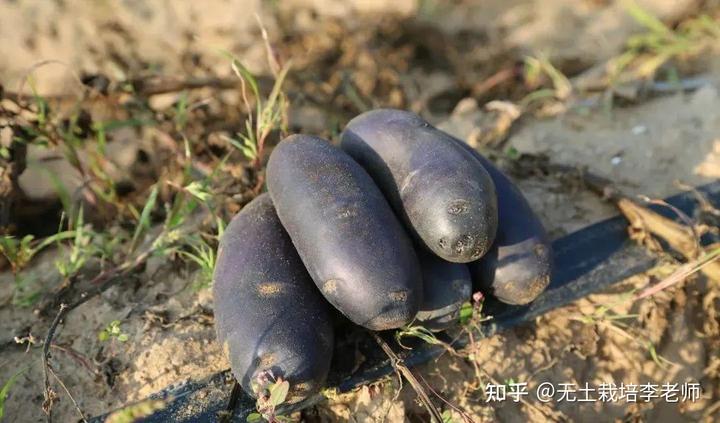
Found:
<box><xmin>130</xmin><ymin>185</ymin><xmax>159</xmax><ymax>253</ymax></box>
<box><xmin>0</xmin><ymin>367</ymin><xmax>29</xmax><ymax>419</ymax></box>
<box><xmin>623</xmin><ymin>0</ymin><xmax>672</xmax><ymax>36</ymax></box>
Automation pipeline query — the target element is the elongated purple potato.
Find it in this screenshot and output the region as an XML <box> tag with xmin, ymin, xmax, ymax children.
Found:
<box><xmin>341</xmin><ymin>109</ymin><xmax>498</xmax><ymax>263</ymax></box>
<box><xmin>415</xmin><ymin>250</ymin><xmax>472</xmax><ymax>331</ymax></box>
<box><xmin>451</xmin><ymin>140</ymin><xmax>553</xmax><ymax>305</ymax></box>
<box><xmin>266</xmin><ymin>134</ymin><xmax>422</xmax><ymax>330</ymax></box>
<box><xmin>213</xmin><ymin>194</ymin><xmax>333</xmax><ymax>403</ymax></box>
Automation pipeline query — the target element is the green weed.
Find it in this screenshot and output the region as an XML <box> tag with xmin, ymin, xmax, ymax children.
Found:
<box><xmin>395</xmin><ymin>324</ymin><xmax>446</xmax><ymax>350</ymax></box>
<box><xmin>177</xmin><ymin>236</ymin><xmax>218</xmax><ymax>290</ymax></box>
<box><xmin>523</xmin><ymin>55</ymin><xmax>572</xmax><ymax>104</ymax></box>
<box><xmin>54</xmin><ymin>209</ymin><xmax>90</xmax><ymax>278</ymax></box>
<box><xmin>222</xmin><ymin>51</ymin><xmax>291</xmax><ymax>168</ymax></box>
<box><xmin>460</xmin><ymin>293</ymin><xmax>492</xmax><ymax>329</ymax></box>
<box><xmin>98</xmin><ymin>320</ymin><xmax>129</xmax><ymax>343</ymax></box>
<box><xmin>0</xmin><ymin>367</ymin><xmax>30</xmax><ymax>419</ymax></box>
<box><xmin>247</xmin><ymin>372</ymin><xmax>292</xmax><ymax>422</ymax></box>
<box><xmin>128</xmin><ymin>184</ymin><xmax>159</xmax><ymax>254</ymax></box>
<box><xmin>571</xmin><ymin>292</ymin><xmax>676</xmax><ymax>369</ymax></box>
<box><xmin>609</xmin><ymin>1</ymin><xmax>720</xmax><ymax>84</ymax></box>
<box><xmin>0</xmin><ymin>231</ymin><xmax>75</xmax><ymax>274</ymax></box>
<box><xmin>10</xmin><ymin>270</ymin><xmax>43</xmax><ymax>307</ymax></box>
<box><xmin>174</xmin><ymin>91</ymin><xmax>190</xmax><ymax>132</ymax></box>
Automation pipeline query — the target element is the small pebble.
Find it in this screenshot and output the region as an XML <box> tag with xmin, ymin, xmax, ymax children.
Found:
<box><xmin>631</xmin><ymin>125</ymin><xmax>648</xmax><ymax>135</ymax></box>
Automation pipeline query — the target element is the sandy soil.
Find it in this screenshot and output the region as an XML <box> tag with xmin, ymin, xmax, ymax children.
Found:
<box><xmin>1</xmin><ymin>1</ymin><xmax>719</xmax><ymax>422</ymax></box>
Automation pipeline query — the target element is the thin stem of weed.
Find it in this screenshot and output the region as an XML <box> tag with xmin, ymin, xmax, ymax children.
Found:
<box><xmin>370</xmin><ymin>331</ymin><xmax>445</xmax><ymax>423</ymax></box>
<box><xmin>414</xmin><ymin>372</ymin><xmax>475</xmax><ymax>423</ymax></box>
<box><xmin>48</xmin><ymin>367</ymin><xmax>87</xmax><ymax>423</ymax></box>
<box><xmin>42</xmin><ymin>303</ymin><xmax>67</xmax><ymax>422</ymax></box>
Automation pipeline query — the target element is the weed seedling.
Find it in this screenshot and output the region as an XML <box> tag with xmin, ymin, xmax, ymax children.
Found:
<box><xmin>613</xmin><ymin>0</ymin><xmax>720</xmax><ymax>81</ymax></box>
<box><xmin>220</xmin><ymin>51</ymin><xmax>291</xmax><ymax>170</ymax></box>
<box><xmin>98</xmin><ymin>320</ymin><xmax>129</xmax><ymax>343</ymax></box>
<box><xmin>177</xmin><ymin>236</ymin><xmax>217</xmax><ymax>290</ymax></box>
<box><xmin>247</xmin><ymin>371</ymin><xmax>292</xmax><ymax>423</ymax></box>
<box><xmin>570</xmin><ymin>292</ymin><xmax>676</xmax><ymax>369</ymax></box>
<box><xmin>395</xmin><ymin>325</ymin><xmax>446</xmax><ymax>350</ymax></box>
<box><xmin>0</xmin><ymin>230</ymin><xmax>75</xmax><ymax>274</ymax></box>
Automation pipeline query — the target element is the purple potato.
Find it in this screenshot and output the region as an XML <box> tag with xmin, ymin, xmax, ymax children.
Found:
<box><xmin>213</xmin><ymin>193</ymin><xmax>333</xmax><ymax>403</ymax></box>
<box><xmin>451</xmin><ymin>140</ymin><xmax>553</xmax><ymax>305</ymax></box>
<box><xmin>266</xmin><ymin>134</ymin><xmax>422</xmax><ymax>330</ymax></box>
<box><xmin>341</xmin><ymin>109</ymin><xmax>498</xmax><ymax>263</ymax></box>
<box><xmin>415</xmin><ymin>250</ymin><xmax>472</xmax><ymax>331</ymax></box>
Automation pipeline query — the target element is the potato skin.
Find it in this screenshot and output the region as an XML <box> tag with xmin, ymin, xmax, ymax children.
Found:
<box><xmin>266</xmin><ymin>134</ymin><xmax>422</xmax><ymax>330</ymax></box>
<box><xmin>213</xmin><ymin>193</ymin><xmax>333</xmax><ymax>403</ymax></box>
<box><xmin>341</xmin><ymin>109</ymin><xmax>498</xmax><ymax>263</ymax></box>
<box><xmin>415</xmin><ymin>250</ymin><xmax>472</xmax><ymax>331</ymax></box>
<box><xmin>451</xmin><ymin>140</ymin><xmax>553</xmax><ymax>305</ymax></box>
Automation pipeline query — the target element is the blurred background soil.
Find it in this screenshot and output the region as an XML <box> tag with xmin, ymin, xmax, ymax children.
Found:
<box><xmin>1</xmin><ymin>0</ymin><xmax>720</xmax><ymax>421</ymax></box>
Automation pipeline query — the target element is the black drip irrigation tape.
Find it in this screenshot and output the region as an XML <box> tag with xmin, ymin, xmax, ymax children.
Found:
<box><xmin>91</xmin><ymin>181</ymin><xmax>720</xmax><ymax>422</ymax></box>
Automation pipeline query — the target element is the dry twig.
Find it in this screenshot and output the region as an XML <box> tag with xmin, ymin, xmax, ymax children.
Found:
<box><xmin>618</xmin><ymin>198</ymin><xmax>720</xmax><ymax>281</ymax></box>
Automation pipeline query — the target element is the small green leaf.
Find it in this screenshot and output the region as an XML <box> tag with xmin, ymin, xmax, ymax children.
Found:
<box><xmin>184</xmin><ymin>181</ymin><xmax>212</xmax><ymax>203</ymax></box>
<box><xmin>117</xmin><ymin>334</ymin><xmax>129</xmax><ymax>342</ymax></box>
<box><xmin>246</xmin><ymin>412</ymin><xmax>263</xmax><ymax>422</ymax></box>
<box><xmin>269</xmin><ymin>380</ymin><xmax>289</xmax><ymax>407</ymax></box>
<box><xmin>505</xmin><ymin>146</ymin><xmax>520</xmax><ymax>160</ymax></box>
<box><xmin>98</xmin><ymin>331</ymin><xmax>109</xmax><ymax>342</ymax></box>
<box><xmin>226</xmin><ymin>136</ymin><xmax>258</xmax><ymax>161</ymax></box>
<box><xmin>458</xmin><ymin>301</ymin><xmax>473</xmax><ymax>325</ymax></box>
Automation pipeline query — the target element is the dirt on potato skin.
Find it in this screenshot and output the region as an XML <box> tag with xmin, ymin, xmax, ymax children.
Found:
<box><xmin>1</xmin><ymin>1</ymin><xmax>720</xmax><ymax>422</ymax></box>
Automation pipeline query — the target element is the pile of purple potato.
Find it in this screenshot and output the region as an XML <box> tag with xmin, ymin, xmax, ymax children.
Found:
<box><xmin>213</xmin><ymin>109</ymin><xmax>553</xmax><ymax>403</ymax></box>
